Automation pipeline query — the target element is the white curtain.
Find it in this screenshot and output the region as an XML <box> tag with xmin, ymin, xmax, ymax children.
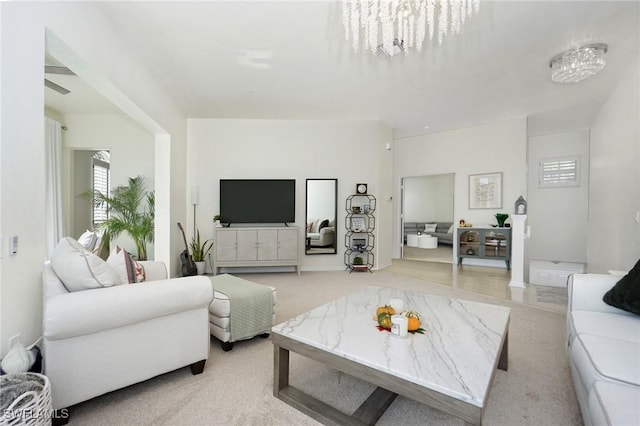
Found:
<box><xmin>45</xmin><ymin>117</ymin><xmax>65</xmax><ymax>258</ymax></box>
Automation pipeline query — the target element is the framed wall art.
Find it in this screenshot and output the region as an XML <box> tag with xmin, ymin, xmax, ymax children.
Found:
<box><xmin>469</xmin><ymin>172</ymin><xmax>502</xmax><ymax>209</ymax></box>
<box><xmin>351</xmin><ymin>217</ymin><xmax>366</xmax><ymax>232</ymax></box>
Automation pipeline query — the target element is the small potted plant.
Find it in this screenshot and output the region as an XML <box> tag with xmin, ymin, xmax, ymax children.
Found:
<box><xmin>213</xmin><ymin>214</ymin><xmax>222</xmax><ymax>228</ymax></box>
<box><xmin>190</xmin><ymin>230</ymin><xmax>214</xmax><ymax>275</ymax></box>
<box><xmin>495</xmin><ymin>213</ymin><xmax>509</xmax><ymax>227</ymax></box>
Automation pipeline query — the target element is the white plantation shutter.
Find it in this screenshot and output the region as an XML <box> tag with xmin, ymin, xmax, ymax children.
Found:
<box><xmin>92</xmin><ymin>157</ymin><xmax>110</xmax><ymax>225</ymax></box>
<box><xmin>539</xmin><ymin>157</ymin><xmax>579</xmax><ymax>188</ymax></box>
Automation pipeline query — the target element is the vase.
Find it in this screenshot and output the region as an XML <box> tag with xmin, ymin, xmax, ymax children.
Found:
<box><xmin>195</xmin><ymin>261</ymin><xmax>206</xmax><ymax>275</ymax></box>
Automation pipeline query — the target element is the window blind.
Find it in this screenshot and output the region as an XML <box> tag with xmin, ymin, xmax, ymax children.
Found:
<box><xmin>92</xmin><ymin>158</ymin><xmax>110</xmax><ymax>225</ymax></box>
<box><xmin>539</xmin><ymin>157</ymin><xmax>579</xmax><ymax>187</ymax></box>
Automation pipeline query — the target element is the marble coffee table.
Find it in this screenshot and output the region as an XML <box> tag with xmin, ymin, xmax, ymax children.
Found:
<box><xmin>272</xmin><ymin>286</ymin><xmax>510</xmax><ymax>425</ymax></box>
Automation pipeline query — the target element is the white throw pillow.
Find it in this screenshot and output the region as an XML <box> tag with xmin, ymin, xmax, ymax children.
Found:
<box><xmin>77</xmin><ymin>230</ymin><xmax>97</xmax><ymax>251</ymax></box>
<box><xmin>447</xmin><ymin>225</ymin><xmax>454</xmax><ymax>234</ymax></box>
<box><xmin>50</xmin><ymin>237</ymin><xmax>120</xmax><ymax>292</ymax></box>
<box><xmin>92</xmin><ymin>231</ymin><xmax>104</xmax><ymax>253</ymax></box>
<box><xmin>107</xmin><ymin>246</ymin><xmax>146</xmax><ymax>284</ymax></box>
<box><xmin>424</xmin><ymin>224</ymin><xmax>437</xmax><ymax>233</ymax></box>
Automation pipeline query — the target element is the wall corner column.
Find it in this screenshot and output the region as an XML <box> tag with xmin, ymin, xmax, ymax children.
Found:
<box><xmin>509</xmin><ymin>215</ymin><xmax>527</xmax><ymax>288</ymax></box>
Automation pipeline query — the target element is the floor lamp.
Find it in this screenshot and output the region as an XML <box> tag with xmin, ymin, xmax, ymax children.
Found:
<box><xmin>191</xmin><ymin>185</ymin><xmax>199</xmax><ymax>236</ymax></box>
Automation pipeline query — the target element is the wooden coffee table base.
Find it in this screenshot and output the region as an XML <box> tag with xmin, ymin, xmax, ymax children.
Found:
<box><xmin>273</xmin><ymin>332</ymin><xmax>508</xmax><ymax>425</ymax></box>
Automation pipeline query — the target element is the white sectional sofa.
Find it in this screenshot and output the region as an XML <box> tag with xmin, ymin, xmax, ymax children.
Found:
<box><xmin>566</xmin><ymin>272</ymin><xmax>640</xmax><ymax>425</ymax></box>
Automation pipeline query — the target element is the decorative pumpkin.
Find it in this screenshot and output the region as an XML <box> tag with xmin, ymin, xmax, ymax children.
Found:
<box><xmin>377</xmin><ymin>313</ymin><xmax>393</xmax><ymax>330</ymax></box>
<box><xmin>376</xmin><ymin>305</ymin><xmax>396</xmax><ymax>317</ymax></box>
<box><xmin>402</xmin><ymin>310</ymin><xmax>422</xmax><ymax>332</ymax></box>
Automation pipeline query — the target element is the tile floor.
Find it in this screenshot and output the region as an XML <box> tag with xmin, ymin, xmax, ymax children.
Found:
<box><xmin>384</xmin><ymin>258</ymin><xmax>567</xmax><ymax>315</ymax></box>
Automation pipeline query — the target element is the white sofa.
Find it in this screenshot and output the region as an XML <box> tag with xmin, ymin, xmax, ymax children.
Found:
<box><xmin>307</xmin><ymin>218</ymin><xmax>335</xmax><ymax>247</ymax></box>
<box><xmin>43</xmin><ymin>260</ymin><xmax>213</xmax><ymax>412</ymax></box>
<box><xmin>566</xmin><ymin>273</ymin><xmax>640</xmax><ymax>425</ymax></box>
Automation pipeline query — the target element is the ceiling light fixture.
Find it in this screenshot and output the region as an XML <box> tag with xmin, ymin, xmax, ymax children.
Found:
<box><xmin>342</xmin><ymin>0</ymin><xmax>480</xmax><ymax>56</ymax></box>
<box><xmin>549</xmin><ymin>43</ymin><xmax>608</xmax><ymax>84</ymax></box>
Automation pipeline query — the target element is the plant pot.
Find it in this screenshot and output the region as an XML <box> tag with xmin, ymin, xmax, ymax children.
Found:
<box><xmin>195</xmin><ymin>261</ymin><xmax>206</xmax><ymax>275</ymax></box>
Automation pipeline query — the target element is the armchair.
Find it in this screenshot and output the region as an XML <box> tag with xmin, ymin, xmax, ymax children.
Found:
<box><xmin>43</xmin><ymin>259</ymin><xmax>213</xmax><ymax>412</ymax></box>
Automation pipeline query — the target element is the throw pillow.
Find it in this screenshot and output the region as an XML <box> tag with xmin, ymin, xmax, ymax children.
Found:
<box><xmin>319</xmin><ymin>219</ymin><xmax>330</xmax><ymax>230</ymax></box>
<box><xmin>447</xmin><ymin>225</ymin><xmax>454</xmax><ymax>234</ymax></box>
<box><xmin>50</xmin><ymin>237</ymin><xmax>120</xmax><ymax>292</ymax></box>
<box><xmin>306</xmin><ymin>222</ymin><xmax>313</xmax><ymax>233</ymax></box>
<box><xmin>424</xmin><ymin>224</ymin><xmax>437</xmax><ymax>233</ymax></box>
<box><xmin>107</xmin><ymin>246</ymin><xmax>146</xmax><ymax>284</ymax></box>
<box><xmin>603</xmin><ymin>258</ymin><xmax>640</xmax><ymax>315</ymax></box>
<box><xmin>77</xmin><ymin>230</ymin><xmax>97</xmax><ymax>251</ymax></box>
<box><xmin>91</xmin><ymin>231</ymin><xmax>104</xmax><ymax>254</ymax></box>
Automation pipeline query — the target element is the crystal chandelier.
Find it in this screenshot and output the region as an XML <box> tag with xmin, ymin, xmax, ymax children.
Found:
<box><xmin>549</xmin><ymin>44</ymin><xmax>608</xmax><ymax>84</ymax></box>
<box><xmin>342</xmin><ymin>0</ymin><xmax>480</xmax><ymax>56</ymax></box>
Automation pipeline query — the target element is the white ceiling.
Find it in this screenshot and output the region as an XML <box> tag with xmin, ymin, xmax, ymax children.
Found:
<box><xmin>44</xmin><ymin>1</ymin><xmax>640</xmax><ymax>139</ymax></box>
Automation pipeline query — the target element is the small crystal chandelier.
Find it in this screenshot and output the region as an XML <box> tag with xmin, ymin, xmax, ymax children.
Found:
<box><xmin>342</xmin><ymin>0</ymin><xmax>480</xmax><ymax>56</ymax></box>
<box><xmin>549</xmin><ymin>43</ymin><xmax>608</xmax><ymax>84</ymax></box>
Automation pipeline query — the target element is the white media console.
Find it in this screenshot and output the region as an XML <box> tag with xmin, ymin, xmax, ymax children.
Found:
<box><xmin>214</xmin><ymin>226</ymin><xmax>300</xmax><ymax>275</ymax></box>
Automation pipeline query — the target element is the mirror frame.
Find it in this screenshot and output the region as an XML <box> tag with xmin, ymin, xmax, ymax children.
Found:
<box><xmin>305</xmin><ymin>178</ymin><xmax>338</xmax><ymax>255</ymax></box>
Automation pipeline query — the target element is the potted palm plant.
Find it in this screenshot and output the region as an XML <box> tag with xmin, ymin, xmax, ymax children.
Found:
<box><xmin>190</xmin><ymin>229</ymin><xmax>213</xmax><ymax>275</ymax></box>
<box><xmin>84</xmin><ymin>175</ymin><xmax>154</xmax><ymax>260</ymax></box>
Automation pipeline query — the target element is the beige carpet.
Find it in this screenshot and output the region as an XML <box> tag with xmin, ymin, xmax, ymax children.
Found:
<box><xmin>68</xmin><ymin>270</ymin><xmax>583</xmax><ymax>425</ymax></box>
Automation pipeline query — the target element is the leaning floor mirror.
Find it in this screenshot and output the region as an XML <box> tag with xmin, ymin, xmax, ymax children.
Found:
<box><xmin>305</xmin><ymin>178</ymin><xmax>337</xmax><ymax>255</ymax></box>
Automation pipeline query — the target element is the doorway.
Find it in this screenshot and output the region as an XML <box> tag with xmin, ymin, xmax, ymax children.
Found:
<box><xmin>401</xmin><ymin>173</ymin><xmax>455</xmax><ymax>264</ymax></box>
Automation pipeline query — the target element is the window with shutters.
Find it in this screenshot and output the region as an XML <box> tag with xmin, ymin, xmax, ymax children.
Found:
<box><xmin>538</xmin><ymin>156</ymin><xmax>579</xmax><ymax>188</ymax></box>
<box><xmin>92</xmin><ymin>151</ymin><xmax>110</xmax><ymax>226</ymax></box>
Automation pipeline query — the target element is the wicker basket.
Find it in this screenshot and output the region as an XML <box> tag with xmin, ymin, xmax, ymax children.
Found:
<box><xmin>0</xmin><ymin>373</ymin><xmax>52</xmax><ymax>426</ymax></box>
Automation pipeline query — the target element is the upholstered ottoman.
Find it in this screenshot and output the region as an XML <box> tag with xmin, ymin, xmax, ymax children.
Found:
<box><xmin>209</xmin><ymin>274</ymin><xmax>276</xmax><ymax>351</ymax></box>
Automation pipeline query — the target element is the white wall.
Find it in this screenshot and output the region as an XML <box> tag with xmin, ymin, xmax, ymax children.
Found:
<box><xmin>403</xmin><ymin>174</ymin><xmax>454</xmax><ymax>222</ymax></box>
<box><xmin>588</xmin><ymin>57</ymin><xmax>640</xmax><ymax>272</ymax></box>
<box><xmin>307</xmin><ymin>180</ymin><xmax>335</xmax><ymax>223</ymax></box>
<box><xmin>61</xmin><ymin>114</ymin><xmax>155</xmax><ymax>256</ymax></box>
<box><xmin>376</xmin><ymin>123</ymin><xmax>394</xmax><ymax>269</ymax></box>
<box><xmin>0</xmin><ymin>2</ymin><xmax>187</xmax><ymax>357</ymax></box>
<box><xmin>187</xmin><ymin>119</ymin><xmax>393</xmax><ymax>271</ymax></box>
<box><xmin>527</xmin><ymin>130</ymin><xmax>589</xmax><ymax>264</ymax></box>
<box><xmin>72</xmin><ymin>149</ymin><xmax>94</xmax><ymax>236</ymax></box>
<box><xmin>394</xmin><ymin>118</ymin><xmax>528</xmax><ymax>262</ymax></box>
<box><xmin>0</xmin><ymin>4</ymin><xmax>46</xmax><ymax>357</ymax></box>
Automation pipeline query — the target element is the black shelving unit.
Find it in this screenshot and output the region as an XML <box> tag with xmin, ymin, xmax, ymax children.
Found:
<box><xmin>344</xmin><ymin>194</ymin><xmax>376</xmax><ymax>272</ymax></box>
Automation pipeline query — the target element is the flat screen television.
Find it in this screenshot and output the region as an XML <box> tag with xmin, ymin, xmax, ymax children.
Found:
<box><xmin>220</xmin><ymin>179</ymin><xmax>296</xmax><ymax>224</ymax></box>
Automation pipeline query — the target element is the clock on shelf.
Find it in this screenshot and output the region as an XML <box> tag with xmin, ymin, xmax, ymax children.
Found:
<box><xmin>356</xmin><ymin>183</ymin><xmax>368</xmax><ymax>194</ymax></box>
